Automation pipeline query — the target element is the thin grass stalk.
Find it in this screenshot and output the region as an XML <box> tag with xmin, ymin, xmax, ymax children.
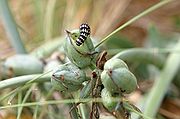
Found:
<box><xmin>32</xmin><ymin>0</ymin><xmax>45</xmax><ymax>40</ymax></box>
<box><xmin>61</xmin><ymin>0</ymin><xmax>76</xmax><ymax>32</ymax></box>
<box><xmin>44</xmin><ymin>0</ymin><xmax>57</xmax><ymax>41</ymax></box>
<box><xmin>95</xmin><ymin>0</ymin><xmax>173</xmax><ymax>48</ymax></box>
<box><xmin>17</xmin><ymin>92</ymin><xmax>22</xmax><ymax>119</ymax></box>
<box><xmin>0</xmin><ymin>85</ymin><xmax>31</xmax><ymax>102</ymax></box>
<box><xmin>79</xmin><ymin>104</ymin><xmax>89</xmax><ymax>119</ymax></box>
<box><xmin>33</xmin><ymin>105</ymin><xmax>39</xmax><ymax>119</ymax></box>
<box><xmin>144</xmin><ymin>40</ymin><xmax>180</xmax><ymax>118</ymax></box>
<box><xmin>17</xmin><ymin>84</ymin><xmax>36</xmax><ymax>119</ymax></box>
<box><xmin>0</xmin><ymin>97</ymin><xmax>115</xmax><ymax>109</ymax></box>
<box><xmin>0</xmin><ymin>0</ymin><xmax>27</xmax><ymax>54</ymax></box>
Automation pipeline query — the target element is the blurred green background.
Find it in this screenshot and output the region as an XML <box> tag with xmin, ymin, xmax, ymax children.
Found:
<box><xmin>0</xmin><ymin>0</ymin><xmax>179</xmax><ymax>58</ymax></box>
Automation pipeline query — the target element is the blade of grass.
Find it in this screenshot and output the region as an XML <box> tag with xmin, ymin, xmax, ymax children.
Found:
<box><xmin>17</xmin><ymin>84</ymin><xmax>36</xmax><ymax>119</ymax></box>
<box><xmin>32</xmin><ymin>0</ymin><xmax>45</xmax><ymax>41</ymax></box>
<box><xmin>0</xmin><ymin>85</ymin><xmax>31</xmax><ymax>102</ymax></box>
<box><xmin>17</xmin><ymin>92</ymin><xmax>22</xmax><ymax>119</ymax></box>
<box><xmin>144</xmin><ymin>40</ymin><xmax>180</xmax><ymax>118</ymax></box>
<box><xmin>0</xmin><ymin>98</ymin><xmax>88</xmax><ymax>109</ymax></box>
<box><xmin>0</xmin><ymin>97</ymin><xmax>126</xmax><ymax>109</ymax></box>
<box><xmin>95</xmin><ymin>0</ymin><xmax>173</xmax><ymax>48</ymax></box>
<box><xmin>33</xmin><ymin>105</ymin><xmax>39</xmax><ymax>119</ymax></box>
<box><xmin>0</xmin><ymin>0</ymin><xmax>27</xmax><ymax>54</ymax></box>
<box><xmin>44</xmin><ymin>0</ymin><xmax>57</xmax><ymax>41</ymax></box>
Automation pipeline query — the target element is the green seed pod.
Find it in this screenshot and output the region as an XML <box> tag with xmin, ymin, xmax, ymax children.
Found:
<box><xmin>101</xmin><ymin>67</ymin><xmax>137</xmax><ymax>94</ymax></box>
<box><xmin>51</xmin><ymin>62</ymin><xmax>86</xmax><ymax>92</ymax></box>
<box><xmin>101</xmin><ymin>88</ymin><xmax>118</xmax><ymax>112</ymax></box>
<box><xmin>104</xmin><ymin>58</ymin><xmax>128</xmax><ymax>70</ymax></box>
<box><xmin>64</xmin><ymin>29</ymin><xmax>96</xmax><ymax>69</ymax></box>
<box><xmin>3</xmin><ymin>55</ymin><xmax>43</xmax><ymax>77</ymax></box>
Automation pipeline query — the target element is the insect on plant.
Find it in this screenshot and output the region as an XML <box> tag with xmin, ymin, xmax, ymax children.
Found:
<box><xmin>76</xmin><ymin>23</ymin><xmax>91</xmax><ymax>46</ymax></box>
<box><xmin>51</xmin><ymin>23</ymin><xmax>142</xmax><ymax>119</ymax></box>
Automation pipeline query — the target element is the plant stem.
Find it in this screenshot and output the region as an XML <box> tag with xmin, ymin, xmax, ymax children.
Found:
<box><xmin>0</xmin><ymin>0</ymin><xmax>27</xmax><ymax>54</ymax></box>
<box><xmin>79</xmin><ymin>104</ymin><xmax>89</xmax><ymax>119</ymax></box>
<box><xmin>144</xmin><ymin>40</ymin><xmax>180</xmax><ymax>118</ymax></box>
<box><xmin>0</xmin><ymin>74</ymin><xmax>51</xmax><ymax>90</ymax></box>
<box><xmin>95</xmin><ymin>0</ymin><xmax>173</xmax><ymax>49</ymax></box>
<box><xmin>31</xmin><ymin>36</ymin><xmax>64</xmax><ymax>58</ymax></box>
<box><xmin>17</xmin><ymin>84</ymin><xmax>36</xmax><ymax>119</ymax></box>
<box><xmin>112</xmin><ymin>48</ymin><xmax>166</xmax><ymax>69</ymax></box>
<box><xmin>0</xmin><ymin>98</ymin><xmax>99</xmax><ymax>109</ymax></box>
<box><xmin>32</xmin><ymin>0</ymin><xmax>45</xmax><ymax>40</ymax></box>
<box><xmin>0</xmin><ymin>85</ymin><xmax>31</xmax><ymax>102</ymax></box>
<box><xmin>44</xmin><ymin>0</ymin><xmax>57</xmax><ymax>41</ymax></box>
<box><xmin>17</xmin><ymin>92</ymin><xmax>22</xmax><ymax>119</ymax></box>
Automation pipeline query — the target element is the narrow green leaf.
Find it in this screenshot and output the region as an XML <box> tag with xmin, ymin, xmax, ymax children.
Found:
<box><xmin>144</xmin><ymin>40</ymin><xmax>180</xmax><ymax>118</ymax></box>
<box><xmin>0</xmin><ymin>0</ymin><xmax>27</xmax><ymax>54</ymax></box>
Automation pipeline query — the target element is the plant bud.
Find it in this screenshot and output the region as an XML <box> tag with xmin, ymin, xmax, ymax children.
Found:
<box><xmin>64</xmin><ymin>29</ymin><xmax>96</xmax><ymax>69</ymax></box>
<box><xmin>51</xmin><ymin>63</ymin><xmax>86</xmax><ymax>92</ymax></box>
<box><xmin>104</xmin><ymin>58</ymin><xmax>128</xmax><ymax>70</ymax></box>
<box><xmin>101</xmin><ymin>59</ymin><xmax>137</xmax><ymax>94</ymax></box>
<box><xmin>3</xmin><ymin>55</ymin><xmax>43</xmax><ymax>77</ymax></box>
<box><xmin>101</xmin><ymin>88</ymin><xmax>118</xmax><ymax>112</ymax></box>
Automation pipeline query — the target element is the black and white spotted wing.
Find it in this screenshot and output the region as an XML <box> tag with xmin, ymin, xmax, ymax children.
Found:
<box><xmin>76</xmin><ymin>23</ymin><xmax>91</xmax><ymax>46</ymax></box>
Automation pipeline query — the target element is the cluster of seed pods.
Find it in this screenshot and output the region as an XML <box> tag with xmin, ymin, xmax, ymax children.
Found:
<box><xmin>51</xmin><ymin>23</ymin><xmax>137</xmax><ymax>114</ymax></box>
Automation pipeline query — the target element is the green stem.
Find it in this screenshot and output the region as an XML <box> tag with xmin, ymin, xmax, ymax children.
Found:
<box><xmin>33</xmin><ymin>0</ymin><xmax>45</xmax><ymax>37</ymax></box>
<box><xmin>0</xmin><ymin>74</ymin><xmax>51</xmax><ymax>90</ymax></box>
<box><xmin>79</xmin><ymin>104</ymin><xmax>89</xmax><ymax>119</ymax></box>
<box><xmin>44</xmin><ymin>0</ymin><xmax>57</xmax><ymax>41</ymax></box>
<box><xmin>17</xmin><ymin>84</ymin><xmax>36</xmax><ymax>119</ymax></box>
<box><xmin>31</xmin><ymin>36</ymin><xmax>64</xmax><ymax>58</ymax></box>
<box><xmin>0</xmin><ymin>85</ymin><xmax>31</xmax><ymax>102</ymax></box>
<box><xmin>33</xmin><ymin>105</ymin><xmax>39</xmax><ymax>119</ymax></box>
<box><xmin>0</xmin><ymin>0</ymin><xmax>27</xmax><ymax>54</ymax></box>
<box><xmin>17</xmin><ymin>92</ymin><xmax>22</xmax><ymax>119</ymax></box>
<box><xmin>95</xmin><ymin>0</ymin><xmax>172</xmax><ymax>48</ymax></box>
<box><xmin>0</xmin><ymin>98</ymin><xmax>98</xmax><ymax>109</ymax></box>
<box><xmin>112</xmin><ymin>48</ymin><xmax>166</xmax><ymax>69</ymax></box>
<box><xmin>144</xmin><ymin>40</ymin><xmax>180</xmax><ymax>118</ymax></box>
